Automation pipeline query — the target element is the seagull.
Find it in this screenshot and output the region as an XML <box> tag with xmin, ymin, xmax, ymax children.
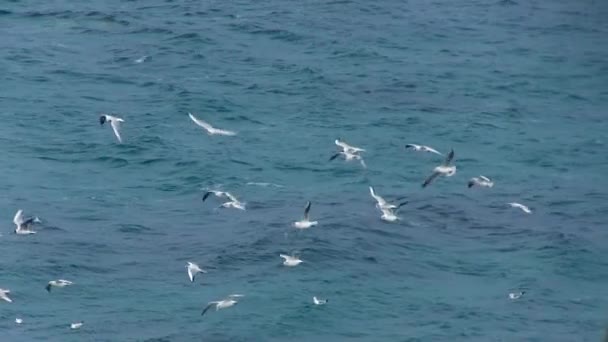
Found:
<box><xmin>99</xmin><ymin>114</ymin><xmax>124</xmax><ymax>143</ymax></box>
<box><xmin>15</xmin><ymin>318</ymin><xmax>23</xmax><ymax>324</ymax></box>
<box><xmin>134</xmin><ymin>55</ymin><xmax>148</xmax><ymax>63</ymax></box>
<box><xmin>13</xmin><ymin>209</ymin><xmax>40</xmax><ymax>235</ymax></box>
<box><xmin>508</xmin><ymin>202</ymin><xmax>532</xmax><ymax>214</ymax></box>
<box><xmin>329</xmin><ymin>150</ymin><xmax>367</xmax><ymax>168</ymax></box>
<box><xmin>378</xmin><ymin>205</ymin><xmax>407</xmax><ymax>222</ymax></box>
<box><xmin>201</xmin><ymin>294</ymin><xmax>244</xmax><ymax>316</ymax></box>
<box><xmin>335</xmin><ymin>138</ymin><xmax>365</xmax><ymax>154</ymax></box>
<box><xmin>186</xmin><ymin>262</ymin><xmax>207</xmax><ymax>282</ymax></box>
<box><xmin>405</xmin><ymin>144</ymin><xmax>442</xmax><ymax>155</ymax></box>
<box><xmin>509</xmin><ymin>291</ymin><xmax>525</xmax><ymax>300</ymax></box>
<box><xmin>70</xmin><ymin>322</ymin><xmax>84</xmax><ymax>330</ymax></box>
<box><xmin>280</xmin><ymin>254</ymin><xmax>303</xmax><ymax>267</ymax></box>
<box><xmin>293</xmin><ymin>201</ymin><xmax>318</xmax><ymax>229</ymax></box>
<box><xmin>202</xmin><ymin>191</ymin><xmax>246</xmax><ymax>210</ymax></box>
<box><xmin>422</xmin><ymin>149</ymin><xmax>456</xmax><ymax>188</ymax></box>
<box><xmin>313</xmin><ymin>296</ymin><xmax>328</xmax><ymax>305</ymax></box>
<box><xmin>188</xmin><ymin>112</ymin><xmax>236</xmax><ymax>136</ymax></box>
<box><xmin>369</xmin><ymin>186</ymin><xmax>407</xmax><ymax>210</ymax></box>
<box><xmin>468</xmin><ymin>176</ymin><xmax>494</xmax><ymax>188</ymax></box>
<box><xmin>46</xmin><ymin>279</ymin><xmax>73</xmax><ymax>292</ymax></box>
<box><xmin>0</xmin><ymin>289</ymin><xmax>12</xmax><ymax>303</ymax></box>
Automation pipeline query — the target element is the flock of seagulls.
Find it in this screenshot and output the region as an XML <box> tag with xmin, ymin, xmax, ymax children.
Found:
<box><xmin>3</xmin><ymin>112</ymin><xmax>535</xmax><ymax>331</ymax></box>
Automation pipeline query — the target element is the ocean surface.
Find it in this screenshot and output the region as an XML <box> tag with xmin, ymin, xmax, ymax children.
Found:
<box><xmin>1</xmin><ymin>0</ymin><xmax>607</xmax><ymax>341</ymax></box>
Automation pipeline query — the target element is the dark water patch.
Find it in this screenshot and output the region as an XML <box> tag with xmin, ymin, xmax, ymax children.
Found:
<box><xmin>0</xmin><ymin>9</ymin><xmax>12</xmax><ymax>16</ymax></box>
<box><xmin>118</xmin><ymin>224</ymin><xmax>159</xmax><ymax>235</ymax></box>
<box><xmin>128</xmin><ymin>27</ymin><xmax>174</xmax><ymax>35</ymax></box>
<box><xmin>22</xmin><ymin>10</ymin><xmax>75</xmax><ymax>19</ymax></box>
<box><xmin>94</xmin><ymin>156</ymin><xmax>130</xmax><ymax>167</ymax></box>
<box><xmin>250</xmin><ymin>28</ymin><xmax>306</xmax><ymax>42</ymax></box>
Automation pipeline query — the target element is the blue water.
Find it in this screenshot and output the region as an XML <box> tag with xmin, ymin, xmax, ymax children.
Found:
<box><xmin>1</xmin><ymin>0</ymin><xmax>608</xmax><ymax>341</ymax></box>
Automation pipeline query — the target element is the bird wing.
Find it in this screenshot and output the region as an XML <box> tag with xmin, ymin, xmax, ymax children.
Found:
<box><xmin>303</xmin><ymin>201</ymin><xmax>312</xmax><ymax>220</ymax></box>
<box><xmin>228</xmin><ymin>294</ymin><xmax>244</xmax><ymax>298</ymax></box>
<box><xmin>225</xmin><ymin>192</ymin><xmax>238</xmax><ymax>202</ymax></box>
<box><xmin>329</xmin><ymin>153</ymin><xmax>341</xmax><ymax>161</ymax></box>
<box><xmin>188</xmin><ymin>113</ymin><xmax>214</xmax><ymax>132</ymax></box>
<box><xmin>442</xmin><ymin>149</ymin><xmax>454</xmax><ymax>165</ymax></box>
<box><xmin>13</xmin><ymin>210</ymin><xmax>24</xmax><ymax>225</ymax></box>
<box><xmin>188</xmin><ymin>266</ymin><xmax>195</xmax><ymax>282</ymax></box>
<box><xmin>202</xmin><ymin>192</ymin><xmax>213</xmax><ymax>202</ymax></box>
<box><xmin>201</xmin><ymin>302</ymin><xmax>217</xmax><ymax>316</ymax></box>
<box><xmin>279</xmin><ymin>254</ymin><xmax>289</xmax><ymax>260</ymax></box>
<box><xmin>480</xmin><ymin>175</ymin><xmax>491</xmax><ymax>182</ymax></box>
<box><xmin>422</xmin><ymin>171</ymin><xmax>441</xmax><ymax>188</ymax></box>
<box><xmin>213</xmin><ymin>128</ymin><xmax>237</xmax><ymax>136</ymax></box>
<box><xmin>405</xmin><ymin>144</ymin><xmax>419</xmax><ymax>150</ymax></box>
<box><xmin>424</xmin><ymin>146</ymin><xmax>442</xmax><ymax>155</ymax></box>
<box><xmin>110</xmin><ymin>119</ymin><xmax>122</xmax><ymax>143</ymax></box>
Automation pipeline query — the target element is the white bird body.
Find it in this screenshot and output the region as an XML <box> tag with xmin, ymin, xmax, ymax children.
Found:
<box><xmin>508</xmin><ymin>202</ymin><xmax>532</xmax><ymax>214</ymax></box>
<box><xmin>380</xmin><ymin>207</ymin><xmax>399</xmax><ymax>222</ymax></box>
<box><xmin>0</xmin><ymin>289</ymin><xmax>12</xmax><ymax>303</ymax></box>
<box><xmin>15</xmin><ymin>318</ymin><xmax>23</xmax><ymax>324</ymax></box>
<box><xmin>330</xmin><ymin>150</ymin><xmax>366</xmax><ymax>168</ymax></box>
<box><xmin>293</xmin><ymin>201</ymin><xmax>318</xmax><ymax>229</ymax></box>
<box><xmin>369</xmin><ymin>187</ymin><xmax>398</xmax><ymax>210</ymax></box>
<box><xmin>509</xmin><ymin>291</ymin><xmax>525</xmax><ymax>300</ymax></box>
<box><xmin>100</xmin><ymin>114</ymin><xmax>124</xmax><ymax>143</ymax></box>
<box><xmin>201</xmin><ymin>294</ymin><xmax>244</xmax><ymax>316</ymax></box>
<box><xmin>422</xmin><ymin>149</ymin><xmax>456</xmax><ymax>187</ymax></box>
<box><xmin>13</xmin><ymin>209</ymin><xmax>40</xmax><ymax>235</ymax></box>
<box><xmin>313</xmin><ymin>296</ymin><xmax>328</xmax><ymax>305</ymax></box>
<box><xmin>188</xmin><ymin>113</ymin><xmax>236</xmax><ymax>136</ymax></box>
<box><xmin>186</xmin><ymin>262</ymin><xmax>207</xmax><ymax>282</ymax></box>
<box><xmin>46</xmin><ymin>279</ymin><xmax>73</xmax><ymax>292</ymax></box>
<box><xmin>469</xmin><ymin>175</ymin><xmax>494</xmax><ymax>188</ymax></box>
<box><xmin>405</xmin><ymin>144</ymin><xmax>442</xmax><ymax>155</ymax></box>
<box><xmin>70</xmin><ymin>322</ymin><xmax>84</xmax><ymax>329</ymax></box>
<box><xmin>203</xmin><ymin>191</ymin><xmax>246</xmax><ymax>210</ymax></box>
<box><xmin>280</xmin><ymin>254</ymin><xmax>303</xmax><ymax>267</ymax></box>
<box><xmin>335</xmin><ymin>138</ymin><xmax>365</xmax><ymax>154</ymax></box>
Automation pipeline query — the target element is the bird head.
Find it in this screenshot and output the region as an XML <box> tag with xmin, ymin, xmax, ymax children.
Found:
<box><xmin>99</xmin><ymin>115</ymin><xmax>107</xmax><ymax>125</ymax></box>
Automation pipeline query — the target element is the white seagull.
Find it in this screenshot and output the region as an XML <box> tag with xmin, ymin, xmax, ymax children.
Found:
<box><xmin>405</xmin><ymin>144</ymin><xmax>442</xmax><ymax>155</ymax></box>
<box><xmin>15</xmin><ymin>318</ymin><xmax>23</xmax><ymax>324</ymax></box>
<box><xmin>186</xmin><ymin>262</ymin><xmax>207</xmax><ymax>283</ymax></box>
<box><xmin>378</xmin><ymin>205</ymin><xmax>408</xmax><ymax>222</ymax></box>
<box><xmin>280</xmin><ymin>254</ymin><xmax>303</xmax><ymax>267</ymax></box>
<box><xmin>422</xmin><ymin>149</ymin><xmax>457</xmax><ymax>188</ymax></box>
<box><xmin>202</xmin><ymin>191</ymin><xmax>245</xmax><ymax>210</ymax></box>
<box><xmin>0</xmin><ymin>289</ymin><xmax>12</xmax><ymax>303</ymax></box>
<box><xmin>13</xmin><ymin>209</ymin><xmax>40</xmax><ymax>235</ymax></box>
<box><xmin>201</xmin><ymin>294</ymin><xmax>244</xmax><ymax>316</ymax></box>
<box><xmin>468</xmin><ymin>175</ymin><xmax>494</xmax><ymax>188</ymax></box>
<box><xmin>335</xmin><ymin>138</ymin><xmax>365</xmax><ymax>154</ymax></box>
<box><xmin>70</xmin><ymin>322</ymin><xmax>84</xmax><ymax>330</ymax></box>
<box><xmin>508</xmin><ymin>202</ymin><xmax>532</xmax><ymax>214</ymax></box>
<box><xmin>293</xmin><ymin>201</ymin><xmax>318</xmax><ymax>229</ymax></box>
<box><xmin>188</xmin><ymin>112</ymin><xmax>236</xmax><ymax>136</ymax></box>
<box><xmin>329</xmin><ymin>150</ymin><xmax>367</xmax><ymax>168</ymax></box>
<box><xmin>509</xmin><ymin>291</ymin><xmax>525</xmax><ymax>300</ymax></box>
<box><xmin>46</xmin><ymin>279</ymin><xmax>73</xmax><ymax>292</ymax></box>
<box><xmin>369</xmin><ymin>186</ymin><xmax>407</xmax><ymax>210</ymax></box>
<box><xmin>313</xmin><ymin>296</ymin><xmax>328</xmax><ymax>305</ymax></box>
<box><xmin>99</xmin><ymin>114</ymin><xmax>124</xmax><ymax>143</ymax></box>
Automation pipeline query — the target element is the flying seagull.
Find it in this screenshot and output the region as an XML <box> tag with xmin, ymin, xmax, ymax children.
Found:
<box><xmin>0</xmin><ymin>289</ymin><xmax>12</xmax><ymax>303</ymax></box>
<box><xmin>313</xmin><ymin>296</ymin><xmax>328</xmax><ymax>305</ymax></box>
<box><xmin>202</xmin><ymin>191</ymin><xmax>245</xmax><ymax>210</ymax></box>
<box><xmin>99</xmin><ymin>114</ymin><xmax>124</xmax><ymax>143</ymax></box>
<box><xmin>335</xmin><ymin>138</ymin><xmax>365</xmax><ymax>154</ymax></box>
<box><xmin>188</xmin><ymin>112</ymin><xmax>236</xmax><ymax>136</ymax></box>
<box><xmin>422</xmin><ymin>149</ymin><xmax>456</xmax><ymax>188</ymax></box>
<box><xmin>329</xmin><ymin>150</ymin><xmax>367</xmax><ymax>168</ymax></box>
<box><xmin>468</xmin><ymin>175</ymin><xmax>494</xmax><ymax>188</ymax></box>
<box><xmin>509</xmin><ymin>291</ymin><xmax>525</xmax><ymax>300</ymax></box>
<box><xmin>405</xmin><ymin>144</ymin><xmax>442</xmax><ymax>155</ymax></box>
<box><xmin>70</xmin><ymin>322</ymin><xmax>84</xmax><ymax>330</ymax></box>
<box><xmin>46</xmin><ymin>279</ymin><xmax>73</xmax><ymax>292</ymax></box>
<box><xmin>280</xmin><ymin>254</ymin><xmax>303</xmax><ymax>267</ymax></box>
<box><xmin>508</xmin><ymin>202</ymin><xmax>532</xmax><ymax>214</ymax></box>
<box><xmin>293</xmin><ymin>201</ymin><xmax>318</xmax><ymax>229</ymax></box>
<box><xmin>186</xmin><ymin>262</ymin><xmax>207</xmax><ymax>283</ymax></box>
<box><xmin>13</xmin><ymin>209</ymin><xmax>40</xmax><ymax>235</ymax></box>
<box><xmin>201</xmin><ymin>294</ymin><xmax>244</xmax><ymax>316</ymax></box>
<box><xmin>369</xmin><ymin>186</ymin><xmax>407</xmax><ymax>210</ymax></box>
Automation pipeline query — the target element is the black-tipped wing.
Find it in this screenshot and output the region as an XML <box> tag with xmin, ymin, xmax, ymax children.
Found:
<box><xmin>202</xmin><ymin>192</ymin><xmax>212</xmax><ymax>202</ymax></box>
<box><xmin>405</xmin><ymin>144</ymin><xmax>416</xmax><ymax>149</ymax></box>
<box><xmin>304</xmin><ymin>201</ymin><xmax>311</xmax><ymax>220</ymax></box>
<box><xmin>46</xmin><ymin>284</ymin><xmax>52</xmax><ymax>292</ymax></box>
<box><xmin>443</xmin><ymin>149</ymin><xmax>454</xmax><ymax>165</ymax></box>
<box><xmin>201</xmin><ymin>303</ymin><xmax>215</xmax><ymax>316</ymax></box>
<box><xmin>422</xmin><ymin>172</ymin><xmax>440</xmax><ymax>188</ymax></box>
<box><xmin>467</xmin><ymin>180</ymin><xmax>475</xmax><ymax>188</ymax></box>
<box><xmin>329</xmin><ymin>153</ymin><xmax>340</xmax><ymax>161</ymax></box>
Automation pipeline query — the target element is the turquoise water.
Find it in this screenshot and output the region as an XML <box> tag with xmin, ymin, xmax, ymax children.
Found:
<box><xmin>1</xmin><ymin>0</ymin><xmax>608</xmax><ymax>341</ymax></box>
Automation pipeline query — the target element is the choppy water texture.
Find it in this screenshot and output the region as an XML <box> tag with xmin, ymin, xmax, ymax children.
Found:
<box><xmin>1</xmin><ymin>0</ymin><xmax>608</xmax><ymax>341</ymax></box>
